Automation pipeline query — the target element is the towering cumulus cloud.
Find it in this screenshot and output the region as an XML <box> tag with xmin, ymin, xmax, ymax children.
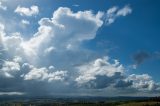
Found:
<box><xmin>22</xmin><ymin>7</ymin><xmax>103</xmax><ymax>57</ymax></box>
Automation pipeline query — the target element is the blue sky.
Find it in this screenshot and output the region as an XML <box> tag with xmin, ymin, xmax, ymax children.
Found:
<box><xmin>0</xmin><ymin>0</ymin><xmax>160</xmax><ymax>97</ymax></box>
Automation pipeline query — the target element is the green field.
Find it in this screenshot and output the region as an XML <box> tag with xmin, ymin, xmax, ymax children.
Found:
<box><xmin>0</xmin><ymin>97</ymin><xmax>160</xmax><ymax>106</ymax></box>
<box><xmin>1</xmin><ymin>101</ymin><xmax>160</xmax><ymax>106</ymax></box>
<box><xmin>118</xmin><ymin>101</ymin><xmax>160</xmax><ymax>106</ymax></box>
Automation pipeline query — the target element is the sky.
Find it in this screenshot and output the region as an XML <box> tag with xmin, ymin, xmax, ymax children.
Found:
<box><xmin>0</xmin><ymin>0</ymin><xmax>160</xmax><ymax>97</ymax></box>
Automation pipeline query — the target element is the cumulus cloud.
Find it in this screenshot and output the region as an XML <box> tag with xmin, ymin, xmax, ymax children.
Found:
<box><xmin>1</xmin><ymin>7</ymin><xmax>104</xmax><ymax>66</ymax></box>
<box><xmin>114</xmin><ymin>80</ymin><xmax>133</xmax><ymax>88</ymax></box>
<box><xmin>20</xmin><ymin>7</ymin><xmax>103</xmax><ymax>58</ymax></box>
<box><xmin>1</xmin><ymin>32</ymin><xmax>23</xmax><ymax>57</ymax></box>
<box><xmin>2</xmin><ymin>6</ymin><xmax>131</xmax><ymax>60</ymax></box>
<box><xmin>75</xmin><ymin>57</ymin><xmax>124</xmax><ymax>88</ymax></box>
<box><xmin>13</xmin><ymin>56</ymin><xmax>22</xmax><ymax>63</ymax></box>
<box><xmin>105</xmin><ymin>5</ymin><xmax>132</xmax><ymax>25</ymax></box>
<box><xmin>75</xmin><ymin>57</ymin><xmax>160</xmax><ymax>92</ymax></box>
<box><xmin>127</xmin><ymin>74</ymin><xmax>160</xmax><ymax>91</ymax></box>
<box><xmin>0</xmin><ymin>57</ymin><xmax>21</xmax><ymax>78</ymax></box>
<box><xmin>14</xmin><ymin>5</ymin><xmax>39</xmax><ymax>16</ymax></box>
<box><xmin>22</xmin><ymin>63</ymin><xmax>68</xmax><ymax>82</ymax></box>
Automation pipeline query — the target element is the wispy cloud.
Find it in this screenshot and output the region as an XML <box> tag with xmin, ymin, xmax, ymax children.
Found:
<box><xmin>0</xmin><ymin>92</ymin><xmax>25</xmax><ymax>96</ymax></box>
<box><xmin>72</xmin><ymin>4</ymin><xmax>79</xmax><ymax>7</ymax></box>
<box><xmin>0</xmin><ymin>1</ymin><xmax>7</xmax><ymax>10</ymax></box>
<box><xmin>104</xmin><ymin>5</ymin><xmax>132</xmax><ymax>25</ymax></box>
<box><xmin>21</xmin><ymin>19</ymin><xmax>30</xmax><ymax>25</ymax></box>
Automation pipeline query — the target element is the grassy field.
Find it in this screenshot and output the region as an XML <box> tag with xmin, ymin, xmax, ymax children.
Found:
<box><xmin>0</xmin><ymin>97</ymin><xmax>160</xmax><ymax>106</ymax></box>
<box><xmin>118</xmin><ymin>101</ymin><xmax>160</xmax><ymax>106</ymax></box>
<box><xmin>1</xmin><ymin>101</ymin><xmax>160</xmax><ymax>106</ymax></box>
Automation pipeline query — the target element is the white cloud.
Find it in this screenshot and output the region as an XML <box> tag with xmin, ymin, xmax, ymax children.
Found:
<box><xmin>0</xmin><ymin>1</ymin><xmax>7</xmax><ymax>10</ymax></box>
<box><xmin>0</xmin><ymin>59</ymin><xmax>20</xmax><ymax>78</ymax></box>
<box><xmin>21</xmin><ymin>19</ymin><xmax>30</xmax><ymax>25</ymax></box>
<box><xmin>75</xmin><ymin>57</ymin><xmax>124</xmax><ymax>85</ymax></box>
<box><xmin>14</xmin><ymin>5</ymin><xmax>39</xmax><ymax>16</ymax></box>
<box><xmin>2</xmin><ymin>32</ymin><xmax>23</xmax><ymax>55</ymax></box>
<box><xmin>23</xmin><ymin>64</ymin><xmax>68</xmax><ymax>82</ymax></box>
<box><xmin>105</xmin><ymin>5</ymin><xmax>132</xmax><ymax>25</ymax></box>
<box><xmin>13</xmin><ymin>56</ymin><xmax>22</xmax><ymax>63</ymax></box>
<box><xmin>75</xmin><ymin>57</ymin><xmax>160</xmax><ymax>92</ymax></box>
<box><xmin>0</xmin><ymin>23</ymin><xmax>5</xmax><ymax>39</ymax></box>
<box><xmin>2</xmin><ymin>61</ymin><xmax>20</xmax><ymax>72</ymax></box>
<box><xmin>44</xmin><ymin>46</ymin><xmax>55</xmax><ymax>54</ymax></box>
<box><xmin>72</xmin><ymin>4</ymin><xmax>79</xmax><ymax>7</ymax></box>
<box><xmin>116</xmin><ymin>5</ymin><xmax>132</xmax><ymax>16</ymax></box>
<box><xmin>127</xmin><ymin>74</ymin><xmax>160</xmax><ymax>91</ymax></box>
<box><xmin>107</xmin><ymin>6</ymin><xmax>118</xmax><ymax>15</ymax></box>
<box><xmin>0</xmin><ymin>92</ymin><xmax>25</xmax><ymax>96</ymax></box>
<box><xmin>2</xmin><ymin>6</ymin><xmax>131</xmax><ymax>63</ymax></box>
<box><xmin>1</xmin><ymin>5</ymin><xmax>132</xmax><ymax>60</ymax></box>
<box><xmin>48</xmin><ymin>65</ymin><xmax>55</xmax><ymax>70</ymax></box>
<box><xmin>20</xmin><ymin>7</ymin><xmax>103</xmax><ymax>57</ymax></box>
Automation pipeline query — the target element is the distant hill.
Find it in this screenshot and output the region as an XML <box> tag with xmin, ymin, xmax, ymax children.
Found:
<box><xmin>0</xmin><ymin>95</ymin><xmax>154</xmax><ymax>102</ymax></box>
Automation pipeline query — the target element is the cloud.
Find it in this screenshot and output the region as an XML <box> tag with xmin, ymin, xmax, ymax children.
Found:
<box><xmin>132</xmin><ymin>51</ymin><xmax>151</xmax><ymax>68</ymax></box>
<box><xmin>0</xmin><ymin>92</ymin><xmax>25</xmax><ymax>96</ymax></box>
<box><xmin>131</xmin><ymin>51</ymin><xmax>160</xmax><ymax>69</ymax></box>
<box><xmin>13</xmin><ymin>56</ymin><xmax>22</xmax><ymax>63</ymax></box>
<box><xmin>44</xmin><ymin>46</ymin><xmax>55</xmax><ymax>54</ymax></box>
<box><xmin>104</xmin><ymin>5</ymin><xmax>132</xmax><ymax>25</ymax></box>
<box><xmin>20</xmin><ymin>7</ymin><xmax>103</xmax><ymax>58</ymax></box>
<box><xmin>75</xmin><ymin>57</ymin><xmax>160</xmax><ymax>92</ymax></box>
<box><xmin>1</xmin><ymin>32</ymin><xmax>23</xmax><ymax>57</ymax></box>
<box><xmin>0</xmin><ymin>1</ymin><xmax>7</xmax><ymax>10</ymax></box>
<box><xmin>127</xmin><ymin>74</ymin><xmax>160</xmax><ymax>91</ymax></box>
<box><xmin>0</xmin><ymin>55</ymin><xmax>22</xmax><ymax>74</ymax></box>
<box><xmin>0</xmin><ymin>57</ymin><xmax>21</xmax><ymax>78</ymax></box>
<box><xmin>114</xmin><ymin>80</ymin><xmax>133</xmax><ymax>88</ymax></box>
<box><xmin>116</xmin><ymin>5</ymin><xmax>132</xmax><ymax>16</ymax></box>
<box><xmin>2</xmin><ymin>6</ymin><xmax>131</xmax><ymax>60</ymax></box>
<box><xmin>72</xmin><ymin>4</ymin><xmax>79</xmax><ymax>7</ymax></box>
<box><xmin>21</xmin><ymin>19</ymin><xmax>30</xmax><ymax>25</ymax></box>
<box><xmin>1</xmin><ymin>6</ymin><xmax>104</xmax><ymax>69</ymax></box>
<box><xmin>0</xmin><ymin>23</ymin><xmax>5</xmax><ymax>39</ymax></box>
<box><xmin>21</xmin><ymin>63</ymin><xmax>68</xmax><ymax>82</ymax></box>
<box><xmin>75</xmin><ymin>57</ymin><xmax>124</xmax><ymax>88</ymax></box>
<box><xmin>14</xmin><ymin>5</ymin><xmax>39</xmax><ymax>16</ymax></box>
